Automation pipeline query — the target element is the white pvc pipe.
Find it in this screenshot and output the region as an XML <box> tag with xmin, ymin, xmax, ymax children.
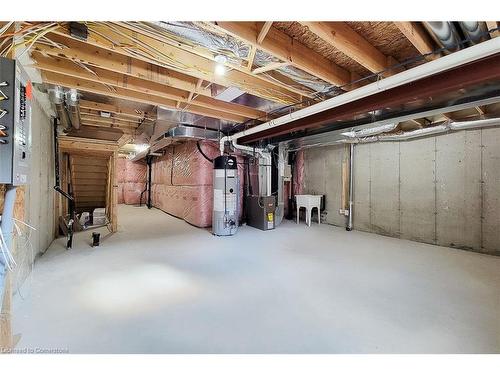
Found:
<box><xmin>219</xmin><ymin>37</ymin><xmax>500</xmax><ymax>151</ymax></box>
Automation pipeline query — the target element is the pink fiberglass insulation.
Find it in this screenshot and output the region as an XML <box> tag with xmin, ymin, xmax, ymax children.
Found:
<box><xmin>117</xmin><ymin>158</ymin><xmax>147</xmax><ymax>205</ymax></box>
<box><xmin>293</xmin><ymin>150</ymin><xmax>304</xmax><ymax>196</ymax></box>
<box><xmin>151</xmin><ymin>140</ymin><xmax>244</xmax><ymax>228</ymax></box>
<box><xmin>117</xmin><ymin>183</ymin><xmax>124</xmax><ymax>204</ymax></box>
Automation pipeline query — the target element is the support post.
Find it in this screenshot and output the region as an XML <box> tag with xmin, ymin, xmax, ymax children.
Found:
<box><xmin>346</xmin><ymin>143</ymin><xmax>354</xmax><ymax>231</ymax></box>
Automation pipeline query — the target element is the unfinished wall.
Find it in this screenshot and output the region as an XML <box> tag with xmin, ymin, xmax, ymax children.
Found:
<box><xmin>117</xmin><ymin>158</ymin><xmax>147</xmax><ymax>205</ymax></box>
<box><xmin>0</xmin><ymin>96</ymin><xmax>56</xmax><ymax>286</ymax></box>
<box><xmin>150</xmin><ymin>141</ymin><xmax>245</xmax><ymax>228</ymax></box>
<box><xmin>302</xmin><ymin>127</ymin><xmax>500</xmax><ymax>255</ymax></box>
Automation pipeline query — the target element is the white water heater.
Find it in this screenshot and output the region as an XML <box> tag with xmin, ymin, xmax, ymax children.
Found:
<box><xmin>212</xmin><ymin>155</ymin><xmax>239</xmax><ymax>236</ymax></box>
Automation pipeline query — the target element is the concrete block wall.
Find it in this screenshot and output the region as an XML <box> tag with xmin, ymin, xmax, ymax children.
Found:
<box><xmin>302</xmin><ymin>127</ymin><xmax>500</xmax><ymax>255</ymax></box>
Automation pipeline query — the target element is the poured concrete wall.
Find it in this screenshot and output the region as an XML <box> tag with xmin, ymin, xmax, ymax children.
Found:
<box><xmin>302</xmin><ymin>127</ymin><xmax>500</xmax><ymax>255</ymax></box>
<box><xmin>0</xmin><ymin>97</ymin><xmax>56</xmax><ymax>286</ymax></box>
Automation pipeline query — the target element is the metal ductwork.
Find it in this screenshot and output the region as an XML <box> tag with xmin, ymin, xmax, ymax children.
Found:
<box><xmin>48</xmin><ymin>87</ymin><xmax>81</xmax><ymax>131</ymax></box>
<box><xmin>424</xmin><ymin>22</ymin><xmax>462</xmax><ymax>52</ymax></box>
<box><xmin>341</xmin><ymin>122</ymin><xmax>398</xmax><ymax>138</ymax></box>
<box><xmin>65</xmin><ymin>89</ymin><xmax>80</xmax><ymax>130</ymax></box>
<box><xmin>339</xmin><ymin>118</ymin><xmax>500</xmax><ymax>144</ymax></box>
<box><xmin>459</xmin><ymin>22</ymin><xmax>490</xmax><ymax>45</ymax></box>
<box><xmin>49</xmin><ymin>87</ymin><xmax>71</xmax><ymax>131</ymax></box>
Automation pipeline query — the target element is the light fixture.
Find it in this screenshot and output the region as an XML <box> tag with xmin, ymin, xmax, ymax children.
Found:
<box><xmin>215</xmin><ymin>64</ymin><xmax>226</xmax><ymax>76</ymax></box>
<box><xmin>214</xmin><ymin>54</ymin><xmax>227</xmax><ymax>76</ymax></box>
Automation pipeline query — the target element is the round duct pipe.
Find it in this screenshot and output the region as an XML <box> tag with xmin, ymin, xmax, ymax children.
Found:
<box><xmin>424</xmin><ymin>22</ymin><xmax>462</xmax><ymax>52</ymax></box>
<box><xmin>65</xmin><ymin>89</ymin><xmax>81</xmax><ymax>130</ymax></box>
<box><xmin>459</xmin><ymin>22</ymin><xmax>490</xmax><ymax>45</ymax></box>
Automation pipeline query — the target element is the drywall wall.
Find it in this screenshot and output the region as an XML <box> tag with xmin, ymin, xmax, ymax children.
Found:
<box><xmin>0</xmin><ymin>95</ymin><xmax>56</xmax><ymax>287</ymax></box>
<box><xmin>302</xmin><ymin>127</ymin><xmax>500</xmax><ymax>255</ymax></box>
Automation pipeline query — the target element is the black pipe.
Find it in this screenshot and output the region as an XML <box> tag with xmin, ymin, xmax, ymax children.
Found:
<box><xmin>147</xmin><ymin>155</ymin><xmax>153</xmax><ymax>209</ymax></box>
<box><xmin>52</xmin><ymin>117</ymin><xmax>75</xmax><ymax>249</ymax></box>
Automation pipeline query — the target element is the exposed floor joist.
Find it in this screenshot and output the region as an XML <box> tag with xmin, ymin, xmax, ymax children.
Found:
<box><xmin>394</xmin><ymin>22</ymin><xmax>437</xmax><ymax>59</ymax></box>
<box><xmin>300</xmin><ymin>22</ymin><xmax>401</xmax><ymax>77</ymax></box>
<box><xmin>32</xmin><ymin>52</ymin><xmax>266</xmax><ymax>121</ymax></box>
<box><xmin>41</xmin><ymin>71</ymin><xmax>250</xmax><ymax>123</ymax></box>
<box><xmin>213</xmin><ymin>22</ymin><xmax>351</xmax><ymax>88</ymax></box>
<box><xmin>48</xmin><ymin>25</ymin><xmax>304</xmax><ymax>104</ymax></box>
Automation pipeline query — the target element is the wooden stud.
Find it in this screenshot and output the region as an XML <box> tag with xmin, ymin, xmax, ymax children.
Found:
<box><xmin>257</xmin><ymin>22</ymin><xmax>273</xmax><ymax>44</ymax></box>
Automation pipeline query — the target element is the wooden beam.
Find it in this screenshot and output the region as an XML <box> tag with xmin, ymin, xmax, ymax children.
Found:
<box><xmin>247</xmin><ymin>45</ymin><xmax>257</xmax><ymax>72</ymax></box>
<box><xmin>485</xmin><ymin>21</ymin><xmax>499</xmax><ymax>38</ymax></box>
<box><xmin>213</xmin><ymin>22</ymin><xmax>351</xmax><ymax>87</ymax></box>
<box><xmin>42</xmin><ymin>71</ymin><xmax>249</xmax><ymax>123</ymax></box>
<box><xmin>475</xmin><ymin>106</ymin><xmax>486</xmax><ymax>116</ymax></box>
<box><xmin>301</xmin><ymin>22</ymin><xmax>399</xmax><ymax>76</ymax></box>
<box><xmin>33</xmin><ymin>53</ymin><xmax>266</xmax><ymax>121</ymax></box>
<box><xmin>394</xmin><ymin>22</ymin><xmax>436</xmax><ymax>59</ymax></box>
<box><xmin>80</xmin><ymin>110</ymin><xmax>141</xmax><ymax>125</ymax></box>
<box><xmin>47</xmin><ymin>26</ymin><xmax>303</xmax><ymax>104</ymax></box>
<box><xmin>117</xmin><ymin>22</ymin><xmax>316</xmax><ymax>100</ymax></box>
<box><xmin>252</xmin><ymin>62</ymin><xmax>291</xmax><ymax>75</ymax></box>
<box><xmin>110</xmin><ymin>152</ymin><xmax>118</xmax><ymax>232</ymax></box>
<box><xmin>79</xmin><ymin>100</ymin><xmax>155</xmax><ymax>121</ymax></box>
<box><xmin>59</xmin><ymin>137</ymin><xmax>119</xmax><ymax>154</ymax></box>
<box><xmin>257</xmin><ymin>22</ymin><xmax>273</xmax><ymax>44</ymax></box>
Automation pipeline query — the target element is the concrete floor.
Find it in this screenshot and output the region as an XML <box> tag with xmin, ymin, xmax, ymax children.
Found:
<box><xmin>12</xmin><ymin>205</ymin><xmax>500</xmax><ymax>353</ymax></box>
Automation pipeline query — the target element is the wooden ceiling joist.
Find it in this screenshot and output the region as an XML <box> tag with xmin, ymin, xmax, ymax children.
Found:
<box><xmin>300</xmin><ymin>22</ymin><xmax>400</xmax><ymax>77</ymax></box>
<box><xmin>213</xmin><ymin>22</ymin><xmax>351</xmax><ymax>87</ymax></box>
<box><xmin>79</xmin><ymin>100</ymin><xmax>155</xmax><ymax>121</ymax></box>
<box><xmin>80</xmin><ymin>110</ymin><xmax>141</xmax><ymax>125</ymax></box>
<box><xmin>257</xmin><ymin>22</ymin><xmax>273</xmax><ymax>44</ymax></box>
<box><xmin>58</xmin><ymin>137</ymin><xmax>119</xmax><ymax>154</ymax></box>
<box><xmin>41</xmin><ymin>71</ymin><xmax>250</xmax><ymax>123</ymax></box>
<box><xmin>48</xmin><ymin>26</ymin><xmax>304</xmax><ymax>104</ymax></box>
<box><xmin>486</xmin><ymin>21</ymin><xmax>499</xmax><ymax>38</ymax></box>
<box><xmin>32</xmin><ymin>52</ymin><xmax>266</xmax><ymax>121</ymax></box>
<box><xmin>394</xmin><ymin>22</ymin><xmax>436</xmax><ymax>59</ymax></box>
<box><xmin>79</xmin><ymin>116</ymin><xmax>138</xmax><ymax>128</ymax></box>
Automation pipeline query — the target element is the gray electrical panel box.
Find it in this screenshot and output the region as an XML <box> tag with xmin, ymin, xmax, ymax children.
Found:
<box><xmin>246</xmin><ymin>195</ymin><xmax>276</xmax><ymax>231</ymax></box>
<box><xmin>0</xmin><ymin>57</ymin><xmax>31</xmax><ymax>185</ymax></box>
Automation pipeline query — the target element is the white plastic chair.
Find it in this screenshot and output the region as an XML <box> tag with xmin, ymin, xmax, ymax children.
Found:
<box><xmin>295</xmin><ymin>194</ymin><xmax>322</xmax><ymax>227</ymax></box>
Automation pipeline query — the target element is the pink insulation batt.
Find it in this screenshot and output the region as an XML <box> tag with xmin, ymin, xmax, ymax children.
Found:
<box><xmin>117</xmin><ymin>158</ymin><xmax>147</xmax><ymax>205</ymax></box>
<box><xmin>151</xmin><ymin>140</ymin><xmax>244</xmax><ymax>228</ymax></box>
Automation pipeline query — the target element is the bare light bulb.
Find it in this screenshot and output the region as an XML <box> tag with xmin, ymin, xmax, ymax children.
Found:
<box><xmin>215</xmin><ymin>64</ymin><xmax>226</xmax><ymax>76</ymax></box>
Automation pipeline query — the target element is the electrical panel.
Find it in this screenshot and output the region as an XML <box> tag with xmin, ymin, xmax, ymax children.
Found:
<box><xmin>0</xmin><ymin>57</ymin><xmax>31</xmax><ymax>185</ymax></box>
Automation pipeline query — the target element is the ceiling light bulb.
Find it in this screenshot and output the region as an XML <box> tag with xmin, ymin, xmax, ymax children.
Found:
<box><xmin>215</xmin><ymin>64</ymin><xmax>226</xmax><ymax>76</ymax></box>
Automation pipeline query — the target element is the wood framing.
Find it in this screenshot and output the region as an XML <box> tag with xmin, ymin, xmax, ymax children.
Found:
<box><xmin>41</xmin><ymin>71</ymin><xmax>249</xmax><ymax>123</ymax></box>
<box><xmin>79</xmin><ymin>100</ymin><xmax>155</xmax><ymax>121</ymax></box>
<box><xmin>58</xmin><ymin>137</ymin><xmax>119</xmax><ymax>154</ymax></box>
<box><xmin>486</xmin><ymin>21</ymin><xmax>499</xmax><ymax>38</ymax></box>
<box><xmin>394</xmin><ymin>22</ymin><xmax>436</xmax><ymax>59</ymax></box>
<box><xmin>257</xmin><ymin>22</ymin><xmax>273</xmax><ymax>44</ymax></box>
<box><xmin>47</xmin><ymin>26</ymin><xmax>304</xmax><ymax>104</ymax></box>
<box><xmin>33</xmin><ymin>53</ymin><xmax>266</xmax><ymax>121</ymax></box>
<box><xmin>301</xmin><ymin>22</ymin><xmax>399</xmax><ymax>76</ymax></box>
<box><xmin>213</xmin><ymin>22</ymin><xmax>351</xmax><ymax>87</ymax></box>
